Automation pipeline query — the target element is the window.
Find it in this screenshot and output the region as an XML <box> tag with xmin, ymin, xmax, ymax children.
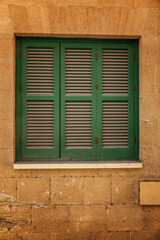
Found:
<box><xmin>16</xmin><ymin>38</ymin><xmax>139</xmax><ymax>161</ymax></box>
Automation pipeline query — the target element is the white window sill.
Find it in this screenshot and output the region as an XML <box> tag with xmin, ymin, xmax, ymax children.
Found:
<box><xmin>14</xmin><ymin>161</ymin><xmax>142</xmax><ymax>169</ymax></box>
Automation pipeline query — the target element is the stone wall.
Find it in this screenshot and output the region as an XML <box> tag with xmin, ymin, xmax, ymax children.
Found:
<box><xmin>0</xmin><ymin>0</ymin><xmax>160</xmax><ymax>239</ymax></box>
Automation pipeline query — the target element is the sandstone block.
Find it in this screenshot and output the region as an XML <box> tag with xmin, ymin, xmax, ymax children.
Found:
<box><xmin>68</xmin><ymin>7</ymin><xmax>88</xmax><ymax>34</ymax></box>
<box><xmin>0</xmin><ymin>5</ymin><xmax>13</xmax><ymax>34</ymax></box>
<box><xmin>112</xmin><ymin>177</ymin><xmax>138</xmax><ymax>204</ymax></box>
<box><xmin>51</xmin><ymin>177</ymin><xmax>83</xmax><ymax>204</ymax></box>
<box><xmin>69</xmin><ymin>205</ymin><xmax>107</xmax><ymax>232</ymax></box>
<box><xmin>131</xmin><ymin>231</ymin><xmax>160</xmax><ymax>240</ymax></box>
<box><xmin>56</xmin><ymin>232</ymin><xmax>93</xmax><ymax>240</ymax></box>
<box><xmin>140</xmin><ymin>182</ymin><xmax>160</xmax><ymax>205</ymax></box>
<box><xmin>140</xmin><ymin>119</ymin><xmax>158</xmax><ymax>148</ymax></box>
<box><xmin>83</xmin><ymin>177</ymin><xmax>110</xmax><ymax>204</ymax></box>
<box><xmin>0</xmin><ymin>205</ymin><xmax>31</xmax><ymax>234</ymax></box>
<box><xmin>27</xmin><ymin>5</ymin><xmax>50</xmax><ymax>33</ymax></box>
<box><xmin>32</xmin><ymin>206</ymin><xmax>69</xmax><ymax>233</ymax></box>
<box><xmin>0</xmin><ymin>178</ymin><xmax>16</xmax><ymax>201</ymax></box>
<box><xmin>8</xmin><ymin>5</ymin><xmax>32</xmax><ymax>33</ymax></box>
<box><xmin>48</xmin><ymin>6</ymin><xmax>69</xmax><ymax>34</ymax></box>
<box><xmin>144</xmin><ymin>206</ymin><xmax>160</xmax><ymax>230</ymax></box>
<box><xmin>0</xmin><ymin>150</ymin><xmax>32</xmax><ymax>178</ymax></box>
<box><xmin>141</xmin><ymin>64</ymin><xmax>155</xmax><ymax>93</ymax></box>
<box><xmin>17</xmin><ymin>178</ymin><xmax>50</xmax><ymax>205</ymax></box>
<box><xmin>107</xmin><ymin>205</ymin><xmax>143</xmax><ymax>231</ymax></box>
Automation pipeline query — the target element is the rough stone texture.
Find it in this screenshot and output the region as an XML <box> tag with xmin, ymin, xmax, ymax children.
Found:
<box><xmin>17</xmin><ymin>178</ymin><xmax>50</xmax><ymax>205</ymax></box>
<box><xmin>144</xmin><ymin>206</ymin><xmax>160</xmax><ymax>230</ymax></box>
<box><xmin>0</xmin><ymin>0</ymin><xmax>159</xmax><ymax>239</ymax></box>
<box><xmin>69</xmin><ymin>205</ymin><xmax>107</xmax><ymax>232</ymax></box>
<box><xmin>112</xmin><ymin>177</ymin><xmax>138</xmax><ymax>204</ymax></box>
<box><xmin>107</xmin><ymin>205</ymin><xmax>143</xmax><ymax>231</ymax></box>
<box><xmin>83</xmin><ymin>177</ymin><xmax>110</xmax><ymax>204</ymax></box>
<box><xmin>51</xmin><ymin>177</ymin><xmax>83</xmax><ymax>204</ymax></box>
<box><xmin>32</xmin><ymin>206</ymin><xmax>69</xmax><ymax>233</ymax></box>
<box><xmin>131</xmin><ymin>231</ymin><xmax>160</xmax><ymax>240</ymax></box>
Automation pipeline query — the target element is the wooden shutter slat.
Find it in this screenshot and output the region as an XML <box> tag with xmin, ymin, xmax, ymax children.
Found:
<box><xmin>27</xmin><ymin>48</ymin><xmax>54</xmax><ymax>95</ymax></box>
<box><xmin>27</xmin><ymin>101</ymin><xmax>54</xmax><ymax>149</ymax></box>
<box><xmin>65</xmin><ymin>49</ymin><xmax>92</xmax><ymax>96</ymax></box>
<box><xmin>102</xmin><ymin>49</ymin><xmax>128</xmax><ymax>96</ymax></box>
<box><xmin>102</xmin><ymin>102</ymin><xmax>128</xmax><ymax>148</ymax></box>
<box><xmin>65</xmin><ymin>102</ymin><xmax>92</xmax><ymax>149</ymax></box>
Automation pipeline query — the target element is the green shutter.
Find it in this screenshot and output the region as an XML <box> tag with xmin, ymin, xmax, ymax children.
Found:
<box><xmin>61</xmin><ymin>43</ymin><xmax>97</xmax><ymax>160</ymax></box>
<box><xmin>16</xmin><ymin>38</ymin><xmax>138</xmax><ymax>161</ymax></box>
<box><xmin>17</xmin><ymin>39</ymin><xmax>59</xmax><ymax>160</ymax></box>
<box><xmin>97</xmin><ymin>43</ymin><xmax>135</xmax><ymax>160</ymax></box>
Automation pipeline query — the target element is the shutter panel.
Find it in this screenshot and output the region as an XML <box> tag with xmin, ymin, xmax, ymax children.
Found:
<box><xmin>61</xmin><ymin>43</ymin><xmax>97</xmax><ymax>160</ymax></box>
<box><xmin>27</xmin><ymin>48</ymin><xmax>54</xmax><ymax>95</ymax></box>
<box><xmin>65</xmin><ymin>102</ymin><xmax>92</xmax><ymax>149</ymax></box>
<box><xmin>102</xmin><ymin>50</ymin><xmax>128</xmax><ymax>96</ymax></box>
<box><xmin>98</xmin><ymin>44</ymin><xmax>135</xmax><ymax>160</ymax></box>
<box><xmin>20</xmin><ymin>41</ymin><xmax>59</xmax><ymax>160</ymax></box>
<box><xmin>27</xmin><ymin>101</ymin><xmax>54</xmax><ymax>149</ymax></box>
<box><xmin>102</xmin><ymin>102</ymin><xmax>128</xmax><ymax>148</ymax></box>
<box><xmin>65</xmin><ymin>49</ymin><xmax>92</xmax><ymax>96</ymax></box>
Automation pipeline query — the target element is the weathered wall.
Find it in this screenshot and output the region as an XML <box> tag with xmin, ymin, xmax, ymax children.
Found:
<box><xmin>0</xmin><ymin>0</ymin><xmax>160</xmax><ymax>239</ymax></box>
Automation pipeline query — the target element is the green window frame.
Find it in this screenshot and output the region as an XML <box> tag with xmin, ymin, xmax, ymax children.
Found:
<box><xmin>16</xmin><ymin>37</ymin><xmax>139</xmax><ymax>162</ymax></box>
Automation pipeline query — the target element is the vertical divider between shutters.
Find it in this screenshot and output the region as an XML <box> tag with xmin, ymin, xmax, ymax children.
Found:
<box><xmin>134</xmin><ymin>41</ymin><xmax>139</xmax><ymax>160</ymax></box>
<box><xmin>15</xmin><ymin>38</ymin><xmax>21</xmax><ymax>161</ymax></box>
<box><xmin>96</xmin><ymin>43</ymin><xmax>103</xmax><ymax>160</ymax></box>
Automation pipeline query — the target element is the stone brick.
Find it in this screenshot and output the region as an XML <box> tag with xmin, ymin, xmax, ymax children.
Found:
<box><xmin>0</xmin><ymin>205</ymin><xmax>31</xmax><ymax>234</ymax></box>
<box><xmin>56</xmin><ymin>232</ymin><xmax>93</xmax><ymax>240</ymax></box>
<box><xmin>68</xmin><ymin>7</ymin><xmax>88</xmax><ymax>34</ymax></box>
<box><xmin>107</xmin><ymin>205</ymin><xmax>143</xmax><ymax>231</ymax></box>
<box><xmin>131</xmin><ymin>231</ymin><xmax>160</xmax><ymax>240</ymax></box>
<box><xmin>140</xmin><ymin>94</ymin><xmax>160</xmax><ymax>120</ymax></box>
<box><xmin>135</xmin><ymin>0</ymin><xmax>160</xmax><ymax>8</ymax></box>
<box><xmin>125</xmin><ymin>8</ymin><xmax>148</xmax><ymax>35</ymax></box>
<box><xmin>56</xmin><ymin>0</ymin><xmax>98</xmax><ymax>6</ymax></box>
<box><xmin>141</xmin><ymin>64</ymin><xmax>156</xmax><ymax>93</ymax></box>
<box><xmin>0</xmin><ymin>5</ymin><xmax>13</xmax><ymax>34</ymax></box>
<box><xmin>19</xmin><ymin>234</ymin><xmax>55</xmax><ymax>240</ymax></box>
<box><xmin>51</xmin><ymin>177</ymin><xmax>83</xmax><ymax>204</ymax></box>
<box><xmin>32</xmin><ymin>206</ymin><xmax>69</xmax><ymax>233</ymax></box>
<box><xmin>144</xmin><ymin>207</ymin><xmax>160</xmax><ymax>230</ymax></box>
<box><xmin>27</xmin><ymin>5</ymin><xmax>50</xmax><ymax>33</ymax></box>
<box><xmin>0</xmin><ymin>178</ymin><xmax>16</xmax><ymax>201</ymax></box>
<box><xmin>0</xmin><ymin>35</ymin><xmax>14</xmax><ymax>64</ymax></box>
<box><xmin>0</xmin><ymin>119</ymin><xmax>13</xmax><ymax>149</ymax></box>
<box><xmin>0</xmin><ymin>150</ymin><xmax>32</xmax><ymax>178</ymax></box>
<box><xmin>69</xmin><ymin>205</ymin><xmax>107</xmax><ymax>232</ymax></box>
<box><xmin>112</xmin><ymin>177</ymin><xmax>138</xmax><ymax>204</ymax></box>
<box><xmin>140</xmin><ymin>37</ymin><xmax>159</xmax><ymax>65</ymax></box>
<box><xmin>83</xmin><ymin>177</ymin><xmax>110</xmax><ymax>204</ymax></box>
<box><xmin>143</xmin><ymin>9</ymin><xmax>159</xmax><ymax>37</ymax></box>
<box><xmin>8</xmin><ymin>5</ymin><xmax>32</xmax><ymax>33</ymax></box>
<box><xmin>107</xmin><ymin>232</ymin><xmax>130</xmax><ymax>240</ymax></box>
<box><xmin>48</xmin><ymin>6</ymin><xmax>69</xmax><ymax>34</ymax></box>
<box><xmin>17</xmin><ymin>178</ymin><xmax>50</xmax><ymax>205</ymax></box>
<box><xmin>140</xmin><ymin>119</ymin><xmax>158</xmax><ymax>148</ymax></box>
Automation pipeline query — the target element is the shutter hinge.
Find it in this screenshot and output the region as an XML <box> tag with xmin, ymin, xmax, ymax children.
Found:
<box><xmin>20</xmin><ymin>82</ymin><xmax>22</xmax><ymax>90</ymax></box>
<box><xmin>133</xmin><ymin>84</ymin><xmax>136</xmax><ymax>91</ymax></box>
<box><xmin>134</xmin><ymin>136</ymin><xmax>136</xmax><ymax>144</ymax></box>
<box><xmin>133</xmin><ymin>53</ymin><xmax>135</xmax><ymax>60</ymax></box>
<box><xmin>96</xmin><ymin>84</ymin><xmax>98</xmax><ymax>89</ymax></box>
<box><xmin>96</xmin><ymin>137</ymin><xmax>98</xmax><ymax>144</ymax></box>
<box><xmin>19</xmin><ymin>136</ymin><xmax>22</xmax><ymax>144</ymax></box>
<box><xmin>20</xmin><ymin>51</ymin><xmax>22</xmax><ymax>58</ymax></box>
<box><xmin>96</xmin><ymin>53</ymin><xmax>98</xmax><ymax>60</ymax></box>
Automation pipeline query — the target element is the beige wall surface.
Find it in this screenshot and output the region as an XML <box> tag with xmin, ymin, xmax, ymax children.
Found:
<box><xmin>0</xmin><ymin>0</ymin><xmax>160</xmax><ymax>239</ymax></box>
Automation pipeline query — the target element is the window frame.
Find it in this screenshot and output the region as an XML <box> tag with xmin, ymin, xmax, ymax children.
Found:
<box><xmin>15</xmin><ymin>37</ymin><xmax>139</xmax><ymax>162</ymax></box>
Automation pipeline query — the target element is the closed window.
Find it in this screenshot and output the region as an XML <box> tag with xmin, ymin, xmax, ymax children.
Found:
<box><xmin>16</xmin><ymin>38</ymin><xmax>139</xmax><ymax>161</ymax></box>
